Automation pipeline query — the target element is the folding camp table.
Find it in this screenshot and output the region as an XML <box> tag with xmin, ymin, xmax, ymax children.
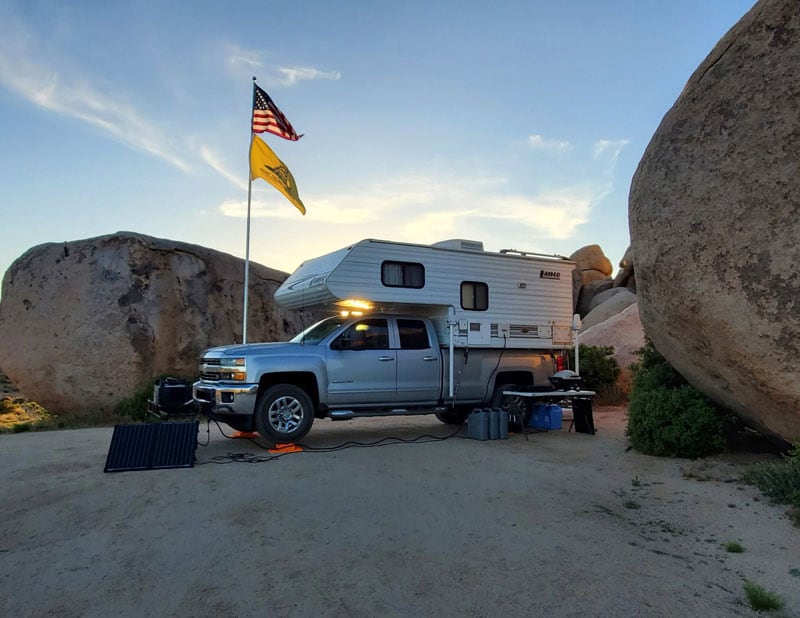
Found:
<box><xmin>502</xmin><ymin>389</ymin><xmax>597</xmax><ymax>438</ymax></box>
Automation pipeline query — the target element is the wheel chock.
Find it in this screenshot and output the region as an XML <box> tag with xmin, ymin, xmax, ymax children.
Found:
<box><xmin>268</xmin><ymin>442</ymin><xmax>303</xmax><ymax>454</ymax></box>
<box><xmin>232</xmin><ymin>431</ymin><xmax>260</xmax><ymax>439</ymax></box>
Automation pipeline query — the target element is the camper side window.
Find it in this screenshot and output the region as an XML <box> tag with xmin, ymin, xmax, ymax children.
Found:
<box><xmin>461</xmin><ymin>281</ymin><xmax>488</xmax><ymax>311</ymax></box>
<box><xmin>397</xmin><ymin>319</ymin><xmax>431</xmax><ymax>350</ymax></box>
<box><xmin>381</xmin><ymin>261</ymin><xmax>425</xmax><ymax>288</ymax></box>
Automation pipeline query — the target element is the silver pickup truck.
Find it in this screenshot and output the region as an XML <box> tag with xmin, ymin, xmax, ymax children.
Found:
<box><xmin>193</xmin><ymin>313</ymin><xmax>556</xmax><ymax>443</ymax></box>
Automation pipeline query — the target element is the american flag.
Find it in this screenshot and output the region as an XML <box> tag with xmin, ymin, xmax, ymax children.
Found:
<box><xmin>252</xmin><ymin>85</ymin><xmax>302</xmax><ymax>141</ymax></box>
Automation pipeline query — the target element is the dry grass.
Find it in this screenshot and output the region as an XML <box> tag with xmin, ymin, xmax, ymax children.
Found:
<box><xmin>0</xmin><ymin>396</ymin><xmax>52</xmax><ymax>432</ymax></box>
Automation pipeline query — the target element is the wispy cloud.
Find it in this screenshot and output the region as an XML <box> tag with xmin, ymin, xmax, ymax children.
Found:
<box><xmin>217</xmin><ymin>170</ymin><xmax>605</xmax><ymax>246</ymax></box>
<box><xmin>278</xmin><ymin>66</ymin><xmax>341</xmax><ymax>86</ymax></box>
<box><xmin>200</xmin><ymin>146</ymin><xmax>248</xmax><ymax>191</ymax></box>
<box><xmin>0</xmin><ymin>13</ymin><xmax>191</xmax><ymax>172</ymax></box>
<box><xmin>227</xmin><ymin>45</ymin><xmax>262</xmax><ymax>70</ymax></box>
<box><xmin>593</xmin><ymin>138</ymin><xmax>629</xmax><ymax>161</ymax></box>
<box><xmin>528</xmin><ymin>134</ymin><xmax>571</xmax><ymax>152</ymax></box>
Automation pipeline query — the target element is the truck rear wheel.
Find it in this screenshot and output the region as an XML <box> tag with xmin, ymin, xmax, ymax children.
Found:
<box><xmin>254</xmin><ymin>384</ymin><xmax>315</xmax><ymax>443</ymax></box>
<box><xmin>491</xmin><ymin>384</ymin><xmax>531</xmax><ymax>430</ymax></box>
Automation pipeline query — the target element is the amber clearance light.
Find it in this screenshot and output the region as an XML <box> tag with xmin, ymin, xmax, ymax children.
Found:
<box><xmin>338</xmin><ymin>299</ymin><xmax>373</xmax><ymax>310</ymax></box>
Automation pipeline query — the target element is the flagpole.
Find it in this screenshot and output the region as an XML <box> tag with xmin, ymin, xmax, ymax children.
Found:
<box><xmin>243</xmin><ymin>76</ymin><xmax>257</xmax><ymax>344</ymax></box>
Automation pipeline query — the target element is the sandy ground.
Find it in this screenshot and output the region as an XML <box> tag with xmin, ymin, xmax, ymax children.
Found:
<box><xmin>1</xmin><ymin>407</ymin><xmax>798</xmax><ymax>617</ymax></box>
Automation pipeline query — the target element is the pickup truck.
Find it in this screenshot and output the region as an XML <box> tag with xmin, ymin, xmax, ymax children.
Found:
<box><xmin>193</xmin><ymin>313</ymin><xmax>558</xmax><ymax>443</ymax></box>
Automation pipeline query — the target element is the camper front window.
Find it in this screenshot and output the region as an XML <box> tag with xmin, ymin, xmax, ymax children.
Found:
<box><xmin>381</xmin><ymin>261</ymin><xmax>425</xmax><ymax>288</ymax></box>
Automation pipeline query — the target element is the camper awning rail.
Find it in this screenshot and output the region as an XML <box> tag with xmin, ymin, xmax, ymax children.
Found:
<box><xmin>499</xmin><ymin>248</ymin><xmax>570</xmax><ymax>260</ymax></box>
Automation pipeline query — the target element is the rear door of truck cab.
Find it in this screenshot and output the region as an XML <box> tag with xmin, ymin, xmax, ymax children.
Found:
<box><xmin>326</xmin><ymin>317</ymin><xmax>396</xmax><ymax>405</ymax></box>
<box><xmin>394</xmin><ymin>318</ymin><xmax>440</xmax><ymax>404</ymax></box>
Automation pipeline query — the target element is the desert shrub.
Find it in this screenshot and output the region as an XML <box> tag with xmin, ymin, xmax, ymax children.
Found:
<box><xmin>566</xmin><ymin>345</ymin><xmax>624</xmax><ymax>405</ymax></box>
<box><xmin>743</xmin><ymin>580</ymin><xmax>784</xmax><ymax>612</ymax></box>
<box><xmin>0</xmin><ymin>397</ymin><xmax>54</xmax><ymax>433</ymax></box>
<box><xmin>626</xmin><ymin>339</ymin><xmax>732</xmax><ymax>458</ymax></box>
<box><xmin>113</xmin><ymin>384</ymin><xmax>154</xmax><ymax>422</ymax></box>
<box><xmin>567</xmin><ymin>345</ymin><xmax>620</xmax><ymax>391</ymax></box>
<box><xmin>114</xmin><ymin>375</ymin><xmax>193</xmax><ymax>423</ymax></box>
<box><xmin>742</xmin><ymin>443</ymin><xmax>800</xmax><ymax>524</ymax></box>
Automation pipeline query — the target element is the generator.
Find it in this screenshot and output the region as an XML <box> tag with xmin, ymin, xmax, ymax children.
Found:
<box><xmin>148</xmin><ymin>377</ymin><xmax>196</xmax><ymax>418</ymax></box>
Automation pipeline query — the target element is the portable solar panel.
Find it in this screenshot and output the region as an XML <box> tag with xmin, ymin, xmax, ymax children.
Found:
<box><xmin>104</xmin><ymin>421</ymin><xmax>198</xmax><ymax>472</ymax></box>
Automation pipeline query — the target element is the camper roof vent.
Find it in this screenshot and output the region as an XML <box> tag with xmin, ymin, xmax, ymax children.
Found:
<box><xmin>431</xmin><ymin>239</ymin><xmax>484</xmax><ymax>252</ymax></box>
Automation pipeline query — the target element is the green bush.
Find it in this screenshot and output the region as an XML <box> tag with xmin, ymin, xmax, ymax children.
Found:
<box><xmin>567</xmin><ymin>345</ymin><xmax>621</xmax><ymax>392</ymax></box>
<box><xmin>114</xmin><ymin>375</ymin><xmax>194</xmax><ymax>423</ymax></box>
<box><xmin>114</xmin><ymin>383</ymin><xmax>155</xmax><ymax>422</ymax></box>
<box><xmin>626</xmin><ymin>339</ymin><xmax>731</xmax><ymax>458</ymax></box>
<box><xmin>742</xmin><ymin>443</ymin><xmax>800</xmax><ymax>524</ymax></box>
<box><xmin>743</xmin><ymin>580</ymin><xmax>784</xmax><ymax>612</ymax></box>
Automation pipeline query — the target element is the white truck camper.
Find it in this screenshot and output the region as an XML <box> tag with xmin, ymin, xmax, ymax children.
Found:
<box><xmin>275</xmin><ymin>238</ymin><xmax>577</xmax><ymax>349</ymax></box>
<box><xmin>193</xmin><ymin>238</ymin><xmax>578</xmax><ymax>443</ymax></box>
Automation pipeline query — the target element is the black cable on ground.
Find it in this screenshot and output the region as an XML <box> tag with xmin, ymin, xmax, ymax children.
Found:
<box><xmin>195</xmin><ymin>417</ymin><xmax>468</xmax><ymax>464</ymax></box>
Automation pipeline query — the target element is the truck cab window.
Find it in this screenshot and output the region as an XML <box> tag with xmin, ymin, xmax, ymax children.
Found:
<box><xmin>397</xmin><ymin>319</ymin><xmax>431</xmax><ymax>349</ymax></box>
<box><xmin>333</xmin><ymin>319</ymin><xmax>390</xmax><ymax>350</ymax></box>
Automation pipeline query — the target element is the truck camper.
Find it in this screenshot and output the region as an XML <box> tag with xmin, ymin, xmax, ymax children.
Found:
<box><xmin>193</xmin><ymin>238</ymin><xmax>577</xmax><ymax>443</ymax></box>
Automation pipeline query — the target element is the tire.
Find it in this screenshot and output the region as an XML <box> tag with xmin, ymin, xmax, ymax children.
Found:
<box><xmin>226</xmin><ymin>420</ymin><xmax>254</xmax><ymax>433</ymax></box>
<box><xmin>491</xmin><ymin>384</ymin><xmax>531</xmax><ymax>431</ymax></box>
<box><xmin>254</xmin><ymin>384</ymin><xmax>315</xmax><ymax>443</ymax></box>
<box><xmin>435</xmin><ymin>407</ymin><xmax>471</xmax><ymax>425</ymax></box>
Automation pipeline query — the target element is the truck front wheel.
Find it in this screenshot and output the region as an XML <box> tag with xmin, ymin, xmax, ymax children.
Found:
<box><xmin>255</xmin><ymin>384</ymin><xmax>315</xmax><ymax>443</ymax></box>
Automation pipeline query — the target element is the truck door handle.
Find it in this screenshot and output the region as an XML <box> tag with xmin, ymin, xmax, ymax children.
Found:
<box><xmin>423</xmin><ymin>356</ymin><xmax>438</xmax><ymax>361</ymax></box>
<box><xmin>378</xmin><ymin>356</ymin><xmax>394</xmax><ymax>362</ymax></box>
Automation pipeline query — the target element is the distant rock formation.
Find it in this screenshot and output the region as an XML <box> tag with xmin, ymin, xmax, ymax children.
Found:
<box><xmin>581</xmin><ymin>288</ymin><xmax>637</xmax><ymax>331</ymax></box>
<box><xmin>570</xmin><ymin>244</ymin><xmax>614</xmax><ymax>315</ymax></box>
<box><xmin>0</xmin><ymin>232</ymin><xmax>315</xmax><ymax>416</ymax></box>
<box><xmin>629</xmin><ymin>0</ymin><xmax>800</xmax><ymax>441</ymax></box>
<box><xmin>579</xmin><ymin>303</ymin><xmax>645</xmax><ymax>391</ymax></box>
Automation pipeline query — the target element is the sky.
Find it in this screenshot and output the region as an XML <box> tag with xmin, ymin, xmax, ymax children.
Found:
<box><xmin>0</xmin><ymin>0</ymin><xmax>757</xmax><ymax>295</ymax></box>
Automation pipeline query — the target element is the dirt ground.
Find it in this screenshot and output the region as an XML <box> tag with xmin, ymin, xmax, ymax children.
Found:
<box><xmin>1</xmin><ymin>407</ymin><xmax>798</xmax><ymax>617</ymax></box>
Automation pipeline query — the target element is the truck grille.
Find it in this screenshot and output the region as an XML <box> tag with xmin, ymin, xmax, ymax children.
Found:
<box><xmin>200</xmin><ymin>357</ymin><xmax>221</xmax><ymax>381</ymax></box>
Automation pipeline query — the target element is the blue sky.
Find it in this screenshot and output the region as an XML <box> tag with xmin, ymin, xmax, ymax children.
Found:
<box><xmin>0</xmin><ymin>0</ymin><xmax>756</xmax><ymax>292</ymax></box>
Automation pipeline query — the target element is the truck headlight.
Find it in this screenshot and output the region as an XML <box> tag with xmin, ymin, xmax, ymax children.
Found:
<box><xmin>221</xmin><ymin>370</ymin><xmax>247</xmax><ymax>381</ymax></box>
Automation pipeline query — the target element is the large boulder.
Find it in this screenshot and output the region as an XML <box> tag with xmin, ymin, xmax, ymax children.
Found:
<box><xmin>628</xmin><ymin>0</ymin><xmax>800</xmax><ymax>441</ymax></box>
<box><xmin>575</xmin><ymin>279</ymin><xmax>613</xmax><ymax>317</ymax></box>
<box><xmin>0</xmin><ymin>232</ymin><xmax>313</xmax><ymax>416</ymax></box>
<box><xmin>581</xmin><ymin>288</ymin><xmax>638</xmax><ymax>330</ymax></box>
<box><xmin>570</xmin><ymin>245</ymin><xmax>613</xmax><ymax>311</ymax></box>
<box><xmin>612</xmin><ymin>245</ymin><xmax>635</xmax><ymax>292</ymax></box>
<box><xmin>579</xmin><ymin>303</ymin><xmax>645</xmax><ymax>392</ymax></box>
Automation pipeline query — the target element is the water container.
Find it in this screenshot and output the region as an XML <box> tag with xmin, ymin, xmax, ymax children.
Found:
<box><xmin>529</xmin><ymin>404</ymin><xmax>563</xmax><ymax>430</ymax></box>
<box><xmin>498</xmin><ymin>409</ymin><xmax>509</xmax><ymax>439</ymax></box>
<box><xmin>467</xmin><ymin>408</ymin><xmax>489</xmax><ymax>441</ymax></box>
<box><xmin>489</xmin><ymin>408</ymin><xmax>501</xmax><ymax>440</ymax></box>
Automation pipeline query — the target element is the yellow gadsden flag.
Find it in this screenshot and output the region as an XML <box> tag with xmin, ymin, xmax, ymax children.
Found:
<box><xmin>249</xmin><ymin>135</ymin><xmax>306</xmax><ymax>215</ymax></box>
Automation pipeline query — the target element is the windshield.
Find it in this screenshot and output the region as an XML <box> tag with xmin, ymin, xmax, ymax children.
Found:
<box><xmin>290</xmin><ymin>316</ymin><xmax>347</xmax><ymax>345</ymax></box>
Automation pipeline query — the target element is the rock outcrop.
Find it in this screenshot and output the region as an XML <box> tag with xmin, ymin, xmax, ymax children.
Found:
<box><xmin>570</xmin><ymin>245</ymin><xmax>614</xmax><ymax>315</ymax></box>
<box><xmin>628</xmin><ymin>0</ymin><xmax>800</xmax><ymax>441</ymax></box>
<box><xmin>579</xmin><ymin>303</ymin><xmax>645</xmax><ymax>391</ymax></box>
<box><xmin>581</xmin><ymin>288</ymin><xmax>638</xmax><ymax>330</ymax></box>
<box><xmin>612</xmin><ymin>246</ymin><xmax>635</xmax><ymax>292</ymax></box>
<box><xmin>0</xmin><ymin>232</ymin><xmax>314</xmax><ymax>416</ymax></box>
